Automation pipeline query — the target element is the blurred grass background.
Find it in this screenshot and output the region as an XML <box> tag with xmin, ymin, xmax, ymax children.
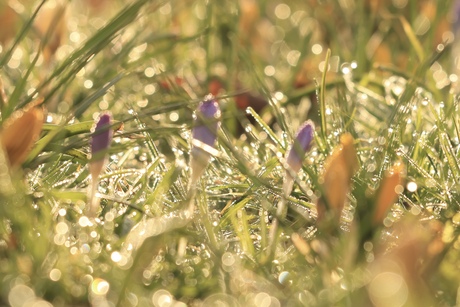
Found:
<box><xmin>0</xmin><ymin>0</ymin><xmax>460</xmax><ymax>306</ymax></box>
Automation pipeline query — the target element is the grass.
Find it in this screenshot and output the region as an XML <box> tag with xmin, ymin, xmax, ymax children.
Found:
<box><xmin>0</xmin><ymin>0</ymin><xmax>460</xmax><ymax>306</ymax></box>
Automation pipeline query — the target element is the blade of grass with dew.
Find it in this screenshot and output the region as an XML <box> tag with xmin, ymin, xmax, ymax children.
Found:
<box><xmin>218</xmin><ymin>156</ymin><xmax>281</xmax><ymax>221</ymax></box>
<box><xmin>42</xmin><ymin>121</ymin><xmax>93</xmax><ymax>136</ymax></box>
<box><xmin>6</xmin><ymin>4</ymin><xmax>67</xmax><ymax>115</ymax></box>
<box><xmin>197</xmin><ymin>181</ymin><xmax>219</xmax><ymax>250</ymax></box>
<box><xmin>426</xmin><ymin>98</ymin><xmax>460</xmax><ymax>185</ymax></box>
<box><xmin>61</xmin><ymin>148</ymin><xmax>88</xmax><ymax>163</ymax></box>
<box><xmin>42</xmin><ymin>120</ymin><xmax>123</xmax><ymax>138</ymax></box>
<box><xmin>246</xmin><ymin>107</ymin><xmax>284</xmax><ymax>149</ymax></box>
<box><xmin>144</xmin><ymin>161</ymin><xmax>183</xmax><ymax>210</ymax></box>
<box><xmin>319</xmin><ymin>49</ymin><xmax>331</xmax><ymax>139</ymax></box>
<box><xmin>217</xmin><ymin>131</ymin><xmax>273</xmax><ymax>189</ymax></box>
<box><xmin>25</xmin><ymin>73</ymin><xmax>124</xmax><ymax>166</ymax></box>
<box><xmin>376</xmin><ymin>50</ymin><xmax>445</xmax><ymax>176</ymax></box>
<box><xmin>18</xmin><ymin>0</ymin><xmax>151</xmax><ymax>111</ymax></box>
<box><xmin>117</xmin><ymin>226</ymin><xmax>190</xmax><ymax>307</ymax></box>
<box><xmin>132</xmin><ymin>107</ymin><xmax>189</xmax><ymax>201</ymax></box>
<box><xmin>238</xmin><ymin>48</ymin><xmax>290</xmax><ymax>135</ymax></box>
<box><xmin>286</xmin><ymin>78</ymin><xmax>344</xmax><ymax>105</ymax></box>
<box><xmin>219</xmin><ymin>195</ymin><xmax>253</xmax><ymax>226</ymax></box>
<box><xmin>49</xmin><ymin>189</ymin><xmax>88</xmax><ymax>202</ymax></box>
<box><xmin>126</xmin><ymin>161</ymin><xmax>165</xmax><ymax>209</ymax></box>
<box><xmin>258</xmin><ymin>204</ymin><xmax>269</xmax><ymax>258</ymax></box>
<box><xmin>397</xmin><ymin>16</ymin><xmax>425</xmax><ymax>63</ymax></box>
<box><xmin>389</xmin><ymin>47</ymin><xmax>443</xmax><ymax>126</ymax></box>
<box><xmin>74</xmin><ymin>73</ymin><xmax>125</xmax><ymax>118</ymax></box>
<box><xmin>399</xmin><ymin>146</ymin><xmax>442</xmax><ymax>190</ymax></box>
<box><xmin>439</xmin><ymin>132</ymin><xmax>460</xmax><ymax>185</ymax></box>
<box><xmin>229</xmin><ymin>208</ymin><xmax>255</xmax><ymax>257</ymax></box>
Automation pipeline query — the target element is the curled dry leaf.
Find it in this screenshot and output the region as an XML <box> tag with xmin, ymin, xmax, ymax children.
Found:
<box><xmin>317</xmin><ymin>133</ymin><xmax>359</xmax><ymax>222</ymax></box>
<box><xmin>1</xmin><ymin>98</ymin><xmax>44</xmax><ymax>168</ymax></box>
<box><xmin>373</xmin><ymin>161</ymin><xmax>405</xmax><ymax>225</ymax></box>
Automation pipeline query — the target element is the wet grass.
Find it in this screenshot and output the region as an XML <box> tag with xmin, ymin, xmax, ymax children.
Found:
<box><xmin>0</xmin><ymin>0</ymin><xmax>460</xmax><ymax>306</ymax></box>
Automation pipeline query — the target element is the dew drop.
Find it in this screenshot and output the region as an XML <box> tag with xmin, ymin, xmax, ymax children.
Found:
<box><xmin>278</xmin><ymin>271</ymin><xmax>290</xmax><ymax>285</ymax></box>
<box><xmin>341</xmin><ymin>63</ymin><xmax>352</xmax><ymax>75</ymax></box>
<box><xmin>49</xmin><ymin>268</ymin><xmax>61</xmax><ymax>281</ymax></box>
<box><xmin>406</xmin><ymin>182</ymin><xmax>417</xmax><ymax>192</ymax></box>
<box><xmin>369</xmin><ymin>272</ymin><xmax>408</xmax><ymax>307</ymax></box>
<box><xmin>91</xmin><ymin>278</ymin><xmax>110</xmax><ymax>296</ymax></box>
<box><xmin>152</xmin><ymin>289</ymin><xmax>173</xmax><ymax>306</ymax></box>
<box><xmin>111</xmin><ymin>251</ymin><xmax>122</xmax><ymax>263</ymax></box>
<box><xmin>8</xmin><ymin>285</ymin><xmax>35</xmax><ymax>307</ymax></box>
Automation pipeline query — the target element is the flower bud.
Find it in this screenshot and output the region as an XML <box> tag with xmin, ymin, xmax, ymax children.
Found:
<box><xmin>285</xmin><ymin>121</ymin><xmax>315</xmax><ymax>176</ymax></box>
<box><xmin>267</xmin><ymin>121</ymin><xmax>315</xmax><ymax>257</ymax></box>
<box><xmin>90</xmin><ymin>114</ymin><xmax>113</xmax><ymax>161</ymax></box>
<box><xmin>88</xmin><ymin>113</ymin><xmax>113</xmax><ymax>216</ymax></box>
<box><xmin>283</xmin><ymin>120</ymin><xmax>315</xmax><ymax>195</ymax></box>
<box><xmin>89</xmin><ymin>113</ymin><xmax>112</xmax><ymax>177</ymax></box>
<box><xmin>373</xmin><ymin>161</ymin><xmax>405</xmax><ymax>225</ymax></box>
<box><xmin>317</xmin><ymin>133</ymin><xmax>358</xmax><ymax>222</ymax></box>
<box><xmin>190</xmin><ymin>96</ymin><xmax>221</xmax><ymax>184</ymax></box>
<box><xmin>0</xmin><ymin>98</ymin><xmax>44</xmax><ymax>168</ymax></box>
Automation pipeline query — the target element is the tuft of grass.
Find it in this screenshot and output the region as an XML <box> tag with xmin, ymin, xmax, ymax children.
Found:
<box><xmin>0</xmin><ymin>0</ymin><xmax>460</xmax><ymax>306</ymax></box>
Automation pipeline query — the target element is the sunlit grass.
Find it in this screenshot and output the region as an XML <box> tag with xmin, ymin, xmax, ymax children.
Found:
<box><xmin>0</xmin><ymin>0</ymin><xmax>460</xmax><ymax>306</ymax></box>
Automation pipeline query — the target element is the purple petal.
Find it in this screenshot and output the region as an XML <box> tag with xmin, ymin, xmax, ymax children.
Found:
<box><xmin>189</xmin><ymin>97</ymin><xmax>221</xmax><ymax>183</ymax></box>
<box><xmin>454</xmin><ymin>0</ymin><xmax>460</xmax><ymax>32</ymax></box>
<box><xmin>286</xmin><ymin>121</ymin><xmax>315</xmax><ymax>173</ymax></box>
<box><xmin>91</xmin><ymin>113</ymin><xmax>113</xmax><ymax>160</ymax></box>
<box><xmin>192</xmin><ymin>98</ymin><xmax>220</xmax><ymax>148</ymax></box>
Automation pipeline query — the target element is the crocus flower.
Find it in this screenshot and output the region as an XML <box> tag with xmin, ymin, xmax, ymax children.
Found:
<box><xmin>0</xmin><ymin>98</ymin><xmax>44</xmax><ymax>168</ymax></box>
<box><xmin>373</xmin><ymin>161</ymin><xmax>405</xmax><ymax>225</ymax></box>
<box><xmin>88</xmin><ymin>113</ymin><xmax>113</xmax><ymax>216</ymax></box>
<box><xmin>317</xmin><ymin>133</ymin><xmax>358</xmax><ymax>223</ymax></box>
<box><xmin>284</xmin><ymin>120</ymin><xmax>315</xmax><ymax>194</ymax></box>
<box><xmin>90</xmin><ymin>113</ymin><xmax>113</xmax><ymax>163</ymax></box>
<box><xmin>189</xmin><ymin>96</ymin><xmax>221</xmax><ymax>185</ymax></box>
<box><xmin>266</xmin><ymin>121</ymin><xmax>315</xmax><ymax>261</ymax></box>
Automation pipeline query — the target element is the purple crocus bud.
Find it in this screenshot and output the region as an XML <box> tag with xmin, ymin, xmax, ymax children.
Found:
<box><xmin>282</xmin><ymin>121</ymin><xmax>314</xmax><ymax>196</ymax></box>
<box><xmin>267</xmin><ymin>121</ymin><xmax>315</xmax><ymax>257</ymax></box>
<box><xmin>90</xmin><ymin>113</ymin><xmax>113</xmax><ymax>162</ymax></box>
<box><xmin>190</xmin><ymin>96</ymin><xmax>221</xmax><ymax>184</ymax></box>
<box><xmin>286</xmin><ymin>121</ymin><xmax>315</xmax><ymax>175</ymax></box>
<box><xmin>88</xmin><ymin>113</ymin><xmax>113</xmax><ymax>216</ymax></box>
<box><xmin>192</xmin><ymin>98</ymin><xmax>220</xmax><ymax>147</ymax></box>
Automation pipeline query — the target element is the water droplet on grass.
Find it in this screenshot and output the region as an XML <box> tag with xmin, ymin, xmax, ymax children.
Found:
<box><xmin>278</xmin><ymin>271</ymin><xmax>290</xmax><ymax>285</ymax></box>
<box><xmin>91</xmin><ymin>278</ymin><xmax>109</xmax><ymax>296</ymax></box>
<box><xmin>453</xmin><ymin>212</ymin><xmax>460</xmax><ymax>225</ymax></box>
